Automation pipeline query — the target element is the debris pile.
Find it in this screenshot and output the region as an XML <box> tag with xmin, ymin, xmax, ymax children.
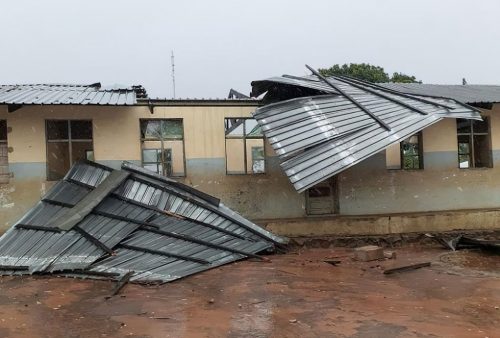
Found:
<box><xmin>0</xmin><ymin>161</ymin><xmax>287</xmax><ymax>284</ymax></box>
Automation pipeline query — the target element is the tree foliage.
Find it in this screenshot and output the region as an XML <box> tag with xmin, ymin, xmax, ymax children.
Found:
<box><xmin>390</xmin><ymin>72</ymin><xmax>420</xmax><ymax>83</ymax></box>
<box><xmin>318</xmin><ymin>63</ymin><xmax>421</xmax><ymax>83</ymax></box>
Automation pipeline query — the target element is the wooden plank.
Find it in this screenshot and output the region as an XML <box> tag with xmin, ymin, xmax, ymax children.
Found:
<box><xmin>383</xmin><ymin>262</ymin><xmax>431</xmax><ymax>275</ymax></box>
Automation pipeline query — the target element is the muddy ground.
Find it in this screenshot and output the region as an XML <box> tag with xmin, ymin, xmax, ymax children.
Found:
<box><xmin>0</xmin><ymin>246</ymin><xmax>498</xmax><ymax>338</ymax></box>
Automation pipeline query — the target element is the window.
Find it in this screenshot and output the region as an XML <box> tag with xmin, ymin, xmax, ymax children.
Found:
<box><xmin>0</xmin><ymin>120</ymin><xmax>9</xmax><ymax>184</ymax></box>
<box><xmin>386</xmin><ymin>133</ymin><xmax>423</xmax><ymax>170</ymax></box>
<box><xmin>457</xmin><ymin>118</ymin><xmax>492</xmax><ymax>168</ymax></box>
<box><xmin>225</xmin><ymin>118</ymin><xmax>265</xmax><ymax>174</ymax></box>
<box><xmin>46</xmin><ymin>120</ymin><xmax>93</xmax><ymax>181</ymax></box>
<box><xmin>140</xmin><ymin>119</ymin><xmax>185</xmax><ymax>176</ymax></box>
<box><xmin>306</xmin><ymin>178</ymin><xmax>338</xmax><ymax>215</ymax></box>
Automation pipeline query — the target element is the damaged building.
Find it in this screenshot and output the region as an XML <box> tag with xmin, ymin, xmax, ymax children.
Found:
<box><xmin>1</xmin><ymin>74</ymin><xmax>500</xmax><ymax>238</ymax></box>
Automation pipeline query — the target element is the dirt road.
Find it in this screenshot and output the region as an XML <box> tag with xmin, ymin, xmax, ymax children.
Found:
<box><xmin>0</xmin><ymin>247</ymin><xmax>498</xmax><ymax>337</ymax></box>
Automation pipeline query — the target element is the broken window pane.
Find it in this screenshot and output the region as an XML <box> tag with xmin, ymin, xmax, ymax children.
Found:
<box><xmin>142</xmin><ymin>148</ymin><xmax>173</xmax><ymax>176</ymax></box>
<box><xmin>70</xmin><ymin>120</ymin><xmax>93</xmax><ymax>140</ymax></box>
<box><xmin>140</xmin><ymin>119</ymin><xmax>183</xmax><ymax>139</ymax></box>
<box><xmin>459</xmin><ymin>154</ymin><xmax>470</xmax><ymax>168</ymax></box>
<box><xmin>245</xmin><ymin>119</ymin><xmax>263</xmax><ymax>137</ymax></box>
<box><xmin>47</xmin><ymin>120</ymin><xmax>69</xmax><ymax>140</ymax></box>
<box><xmin>225</xmin><ymin>118</ymin><xmax>266</xmax><ymax>174</ymax></box>
<box><xmin>251</xmin><ymin>146</ymin><xmax>265</xmax><ymax>173</ymax></box>
<box><xmin>140</xmin><ymin>120</ymin><xmax>185</xmax><ymax>177</ymax></box>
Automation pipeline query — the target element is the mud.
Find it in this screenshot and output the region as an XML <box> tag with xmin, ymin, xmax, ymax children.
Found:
<box><xmin>0</xmin><ymin>247</ymin><xmax>498</xmax><ymax>338</ymax></box>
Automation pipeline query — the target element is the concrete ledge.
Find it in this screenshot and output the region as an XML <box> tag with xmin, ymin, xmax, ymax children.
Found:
<box><xmin>258</xmin><ymin>208</ymin><xmax>500</xmax><ymax>236</ymax></box>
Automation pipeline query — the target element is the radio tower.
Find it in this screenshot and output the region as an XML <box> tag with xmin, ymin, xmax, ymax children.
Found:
<box><xmin>171</xmin><ymin>50</ymin><xmax>176</xmax><ymax>99</ymax></box>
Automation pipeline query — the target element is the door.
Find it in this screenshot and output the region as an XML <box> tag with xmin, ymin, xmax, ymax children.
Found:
<box><xmin>306</xmin><ymin>177</ymin><xmax>338</xmax><ymax>215</ymax></box>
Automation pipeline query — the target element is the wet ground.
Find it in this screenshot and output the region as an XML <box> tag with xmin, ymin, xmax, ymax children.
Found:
<box><xmin>0</xmin><ymin>247</ymin><xmax>498</xmax><ymax>338</ymax></box>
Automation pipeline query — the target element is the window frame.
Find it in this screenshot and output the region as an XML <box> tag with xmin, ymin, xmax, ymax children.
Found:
<box><xmin>139</xmin><ymin>118</ymin><xmax>186</xmax><ymax>177</ymax></box>
<box><xmin>0</xmin><ymin>120</ymin><xmax>9</xmax><ymax>184</ymax></box>
<box><xmin>456</xmin><ymin>117</ymin><xmax>492</xmax><ymax>169</ymax></box>
<box><xmin>224</xmin><ymin>117</ymin><xmax>266</xmax><ymax>175</ymax></box>
<box><xmin>399</xmin><ymin>132</ymin><xmax>424</xmax><ymax>170</ymax></box>
<box><xmin>305</xmin><ymin>177</ymin><xmax>339</xmax><ymax>215</ymax></box>
<box><xmin>45</xmin><ymin>119</ymin><xmax>94</xmax><ymax>181</ymax></box>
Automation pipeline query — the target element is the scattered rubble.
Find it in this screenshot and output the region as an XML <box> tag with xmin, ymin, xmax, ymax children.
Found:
<box><xmin>354</xmin><ymin>245</ymin><xmax>384</xmax><ymax>262</ymax></box>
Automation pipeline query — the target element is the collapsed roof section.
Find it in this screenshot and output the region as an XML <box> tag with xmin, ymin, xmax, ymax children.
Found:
<box><xmin>251</xmin><ymin>65</ymin><xmax>482</xmax><ymax>193</ymax></box>
<box><xmin>0</xmin><ymin>161</ymin><xmax>286</xmax><ymax>283</ymax></box>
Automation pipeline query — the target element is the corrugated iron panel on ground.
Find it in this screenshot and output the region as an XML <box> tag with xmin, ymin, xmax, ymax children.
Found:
<box><xmin>119</xmin><ymin>162</ymin><xmax>287</xmax><ymax>244</ymax></box>
<box><xmin>0</xmin><ymin>160</ymin><xmax>285</xmax><ymax>283</ymax></box>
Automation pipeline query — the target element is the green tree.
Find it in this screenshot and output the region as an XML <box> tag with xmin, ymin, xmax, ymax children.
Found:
<box><xmin>390</xmin><ymin>72</ymin><xmax>421</xmax><ymax>83</ymax></box>
<box><xmin>318</xmin><ymin>63</ymin><xmax>420</xmax><ymax>83</ymax></box>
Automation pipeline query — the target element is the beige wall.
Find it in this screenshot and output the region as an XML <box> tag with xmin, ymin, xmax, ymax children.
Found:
<box><xmin>385</xmin><ymin>143</ymin><xmax>400</xmax><ymax>169</ymax></box>
<box><xmin>0</xmin><ymin>104</ymin><xmax>261</xmax><ymax>164</ymax></box>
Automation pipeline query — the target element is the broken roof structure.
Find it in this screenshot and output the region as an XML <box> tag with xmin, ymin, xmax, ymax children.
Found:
<box><xmin>251</xmin><ymin>65</ymin><xmax>482</xmax><ymax>193</ymax></box>
<box><xmin>0</xmin><ymin>161</ymin><xmax>286</xmax><ymax>283</ymax></box>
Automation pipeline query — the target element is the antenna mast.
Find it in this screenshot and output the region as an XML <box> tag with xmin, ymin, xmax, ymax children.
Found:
<box><xmin>171</xmin><ymin>50</ymin><xmax>176</xmax><ymax>99</ymax></box>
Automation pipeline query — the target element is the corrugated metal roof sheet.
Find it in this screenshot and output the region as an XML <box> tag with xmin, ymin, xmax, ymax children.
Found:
<box><xmin>251</xmin><ymin>67</ymin><xmax>482</xmax><ymax>193</ymax></box>
<box><xmin>0</xmin><ymin>83</ymin><xmax>140</xmax><ymax>105</ymax></box>
<box><xmin>378</xmin><ymin>83</ymin><xmax>500</xmax><ymax>104</ymax></box>
<box><xmin>0</xmin><ymin>161</ymin><xmax>286</xmax><ymax>284</ymax></box>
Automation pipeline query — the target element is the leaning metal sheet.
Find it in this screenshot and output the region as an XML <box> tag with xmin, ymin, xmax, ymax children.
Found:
<box><xmin>251</xmin><ymin>73</ymin><xmax>482</xmax><ymax>192</ymax></box>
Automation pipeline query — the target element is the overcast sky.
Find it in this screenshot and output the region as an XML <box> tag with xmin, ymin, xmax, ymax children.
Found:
<box><xmin>1</xmin><ymin>0</ymin><xmax>500</xmax><ymax>98</ymax></box>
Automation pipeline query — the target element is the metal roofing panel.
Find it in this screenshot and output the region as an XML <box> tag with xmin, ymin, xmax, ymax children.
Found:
<box><xmin>378</xmin><ymin>83</ymin><xmax>500</xmax><ymax>104</ymax></box>
<box><xmin>251</xmin><ymin>68</ymin><xmax>482</xmax><ymax>192</ymax></box>
<box><xmin>0</xmin><ymin>83</ymin><xmax>140</xmax><ymax>106</ymax></box>
<box><xmin>0</xmin><ymin>160</ymin><xmax>285</xmax><ymax>283</ymax></box>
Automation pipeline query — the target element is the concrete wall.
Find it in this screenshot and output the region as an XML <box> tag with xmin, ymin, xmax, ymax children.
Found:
<box><xmin>2</xmin><ymin>102</ymin><xmax>500</xmax><ymax>235</ymax></box>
